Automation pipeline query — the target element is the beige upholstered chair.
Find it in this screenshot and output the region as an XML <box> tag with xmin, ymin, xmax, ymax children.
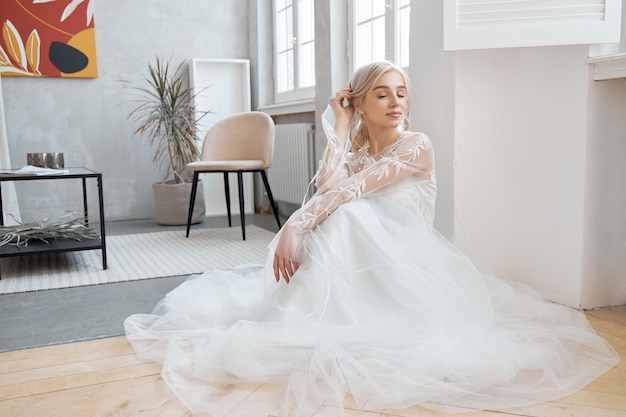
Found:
<box><xmin>185</xmin><ymin>111</ymin><xmax>281</xmax><ymax>240</ymax></box>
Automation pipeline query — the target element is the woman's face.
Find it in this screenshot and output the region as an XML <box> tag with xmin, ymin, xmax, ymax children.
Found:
<box><xmin>358</xmin><ymin>70</ymin><xmax>408</xmax><ymax>131</ymax></box>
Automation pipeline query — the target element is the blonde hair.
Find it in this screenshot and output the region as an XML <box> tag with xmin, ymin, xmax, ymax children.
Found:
<box><xmin>349</xmin><ymin>62</ymin><xmax>411</xmax><ymax>153</ymax></box>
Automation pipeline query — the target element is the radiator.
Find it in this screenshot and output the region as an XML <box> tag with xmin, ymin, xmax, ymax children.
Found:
<box><xmin>267</xmin><ymin>123</ymin><xmax>316</xmax><ymax>205</ymax></box>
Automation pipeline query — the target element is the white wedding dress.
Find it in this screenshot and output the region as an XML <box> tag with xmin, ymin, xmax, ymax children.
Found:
<box><xmin>125</xmin><ymin>108</ymin><xmax>619</xmax><ymax>416</ymax></box>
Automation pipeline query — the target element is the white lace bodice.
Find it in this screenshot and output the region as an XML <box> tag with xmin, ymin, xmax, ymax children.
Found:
<box><xmin>344</xmin><ymin>133</ymin><xmax>436</xmax><ymax>226</ymax></box>
<box><xmin>374</xmin><ymin>175</ymin><xmax>437</xmax><ymax>226</ymax></box>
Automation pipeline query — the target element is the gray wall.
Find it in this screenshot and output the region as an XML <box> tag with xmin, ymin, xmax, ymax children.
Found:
<box><xmin>3</xmin><ymin>0</ymin><xmax>249</xmax><ymax>223</ymax></box>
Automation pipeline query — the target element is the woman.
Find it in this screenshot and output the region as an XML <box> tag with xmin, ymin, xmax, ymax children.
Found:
<box><xmin>125</xmin><ymin>62</ymin><xmax>618</xmax><ymax>416</ymax></box>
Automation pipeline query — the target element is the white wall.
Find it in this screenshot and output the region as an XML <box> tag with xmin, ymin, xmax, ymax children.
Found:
<box><xmin>454</xmin><ymin>46</ymin><xmax>590</xmax><ymax>307</ymax></box>
<box><xmin>582</xmin><ymin>76</ymin><xmax>626</xmax><ymax>308</ymax></box>
<box><xmin>409</xmin><ymin>2</ymin><xmax>624</xmax><ymax>308</ymax></box>
<box><xmin>2</xmin><ymin>0</ymin><xmax>249</xmax><ymax>222</ymax></box>
<box><xmin>409</xmin><ymin>1</ymin><xmax>456</xmax><ymax>239</ymax></box>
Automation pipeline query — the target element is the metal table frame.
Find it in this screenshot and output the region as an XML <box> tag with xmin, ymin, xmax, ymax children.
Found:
<box><xmin>0</xmin><ymin>167</ymin><xmax>107</xmax><ymax>275</ymax></box>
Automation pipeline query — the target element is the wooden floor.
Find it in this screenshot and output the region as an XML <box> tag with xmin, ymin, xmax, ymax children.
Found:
<box><xmin>0</xmin><ymin>307</ymin><xmax>624</xmax><ymax>417</ymax></box>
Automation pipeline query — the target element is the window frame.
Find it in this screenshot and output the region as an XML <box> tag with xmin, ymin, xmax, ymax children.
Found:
<box><xmin>348</xmin><ymin>0</ymin><xmax>411</xmax><ymax>72</ymax></box>
<box><xmin>272</xmin><ymin>0</ymin><xmax>316</xmax><ymax>104</ymax></box>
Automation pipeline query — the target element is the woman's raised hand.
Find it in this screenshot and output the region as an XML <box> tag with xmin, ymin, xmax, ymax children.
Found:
<box><xmin>331</xmin><ymin>88</ymin><xmax>355</xmax><ymax>130</ymax></box>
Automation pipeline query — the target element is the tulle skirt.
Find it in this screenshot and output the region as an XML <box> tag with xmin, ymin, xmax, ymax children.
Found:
<box><xmin>124</xmin><ymin>195</ymin><xmax>619</xmax><ymax>416</ymax></box>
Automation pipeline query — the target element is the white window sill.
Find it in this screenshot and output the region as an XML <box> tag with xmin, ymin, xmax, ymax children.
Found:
<box><xmin>587</xmin><ymin>53</ymin><xmax>626</xmax><ymax>81</ymax></box>
<box><xmin>258</xmin><ymin>99</ymin><xmax>315</xmax><ymax>116</ymax></box>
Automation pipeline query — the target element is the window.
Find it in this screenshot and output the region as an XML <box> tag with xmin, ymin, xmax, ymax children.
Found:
<box><xmin>273</xmin><ymin>0</ymin><xmax>315</xmax><ymax>103</ymax></box>
<box><xmin>444</xmin><ymin>0</ymin><xmax>622</xmax><ymax>51</ymax></box>
<box><xmin>350</xmin><ymin>0</ymin><xmax>411</xmax><ymax>71</ymax></box>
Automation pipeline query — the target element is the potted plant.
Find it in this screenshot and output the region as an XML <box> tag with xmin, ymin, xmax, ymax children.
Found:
<box><xmin>126</xmin><ymin>57</ymin><xmax>208</xmax><ymax>225</ymax></box>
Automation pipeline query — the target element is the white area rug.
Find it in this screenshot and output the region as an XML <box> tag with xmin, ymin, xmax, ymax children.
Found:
<box><xmin>0</xmin><ymin>225</ymin><xmax>276</xmax><ymax>294</ymax></box>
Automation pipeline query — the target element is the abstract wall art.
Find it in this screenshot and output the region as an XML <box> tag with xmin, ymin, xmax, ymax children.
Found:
<box><xmin>0</xmin><ymin>0</ymin><xmax>97</xmax><ymax>78</ymax></box>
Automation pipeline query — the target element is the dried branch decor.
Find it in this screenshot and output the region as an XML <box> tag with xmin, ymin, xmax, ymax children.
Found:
<box><xmin>0</xmin><ymin>212</ymin><xmax>99</xmax><ymax>247</ymax></box>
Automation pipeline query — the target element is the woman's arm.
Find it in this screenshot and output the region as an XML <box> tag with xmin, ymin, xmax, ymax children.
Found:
<box><xmin>314</xmin><ymin>90</ymin><xmax>355</xmax><ymax>193</ymax></box>
<box><xmin>291</xmin><ymin>132</ymin><xmax>432</xmax><ymax>233</ymax></box>
<box><xmin>273</xmin><ymin>132</ymin><xmax>433</xmax><ymax>282</ymax></box>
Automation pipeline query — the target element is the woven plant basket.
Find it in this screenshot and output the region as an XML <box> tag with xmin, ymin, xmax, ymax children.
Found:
<box><xmin>152</xmin><ymin>180</ymin><xmax>205</xmax><ymax>226</ymax></box>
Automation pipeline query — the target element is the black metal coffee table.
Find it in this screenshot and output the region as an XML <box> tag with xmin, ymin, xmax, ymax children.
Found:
<box><xmin>0</xmin><ymin>167</ymin><xmax>107</xmax><ymax>274</ymax></box>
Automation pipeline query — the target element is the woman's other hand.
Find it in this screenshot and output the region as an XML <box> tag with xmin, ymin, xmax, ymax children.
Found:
<box><xmin>273</xmin><ymin>226</ymin><xmax>301</xmax><ymax>283</ymax></box>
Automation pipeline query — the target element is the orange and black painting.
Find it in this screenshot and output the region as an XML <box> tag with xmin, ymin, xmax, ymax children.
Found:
<box><xmin>0</xmin><ymin>0</ymin><xmax>97</xmax><ymax>78</ymax></box>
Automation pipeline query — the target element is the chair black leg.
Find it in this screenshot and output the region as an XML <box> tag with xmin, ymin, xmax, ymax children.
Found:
<box><xmin>223</xmin><ymin>172</ymin><xmax>232</xmax><ymax>227</ymax></box>
<box><xmin>260</xmin><ymin>170</ymin><xmax>282</xmax><ymax>229</ymax></box>
<box><xmin>186</xmin><ymin>172</ymin><xmax>200</xmax><ymax>237</ymax></box>
<box><xmin>237</xmin><ymin>171</ymin><xmax>246</xmax><ymax>240</ymax></box>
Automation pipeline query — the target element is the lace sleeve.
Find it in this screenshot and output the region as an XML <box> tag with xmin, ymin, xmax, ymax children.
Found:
<box><xmin>313</xmin><ymin>106</ymin><xmax>350</xmax><ymax>193</ymax></box>
<box><xmin>277</xmin><ymin>132</ymin><xmax>434</xmax><ymax>260</ymax></box>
